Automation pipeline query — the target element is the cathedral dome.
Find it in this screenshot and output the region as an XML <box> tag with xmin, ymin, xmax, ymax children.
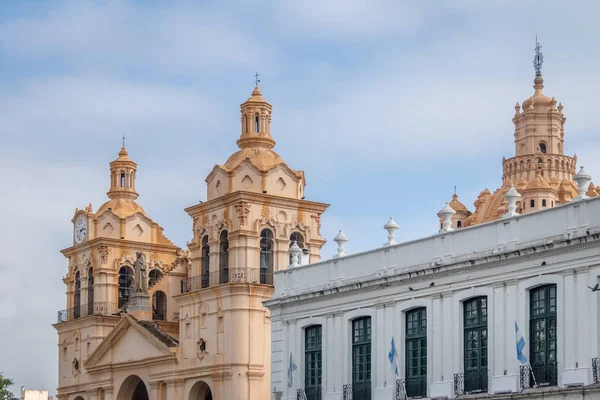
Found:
<box><xmin>96</xmin><ymin>198</ymin><xmax>147</xmax><ymax>219</ymax></box>
<box><xmin>522</xmin><ymin>75</ymin><xmax>554</xmax><ymax>111</ymax></box>
<box><xmin>449</xmin><ymin>193</ymin><xmax>469</xmax><ymax>213</ymax></box>
<box><xmin>223</xmin><ymin>147</ymin><xmax>287</xmax><ymax>172</ymax></box>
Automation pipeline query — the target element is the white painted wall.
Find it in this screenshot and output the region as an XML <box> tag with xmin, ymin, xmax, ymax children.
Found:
<box><xmin>267</xmin><ymin>197</ymin><xmax>600</xmax><ymax>399</ymax></box>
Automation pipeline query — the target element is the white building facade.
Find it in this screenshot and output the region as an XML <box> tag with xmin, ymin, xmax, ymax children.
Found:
<box><xmin>266</xmin><ymin>195</ymin><xmax>600</xmax><ymax>400</ymax></box>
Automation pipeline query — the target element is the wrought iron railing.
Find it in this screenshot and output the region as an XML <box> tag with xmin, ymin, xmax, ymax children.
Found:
<box><xmin>180</xmin><ymin>268</ymin><xmax>274</xmax><ymax>292</ymax></box>
<box><xmin>533</xmin><ymin>363</ymin><xmax>558</xmax><ymax>387</ymax></box>
<box><xmin>405</xmin><ymin>376</ymin><xmax>427</xmax><ymax>398</ymax></box>
<box><xmin>593</xmin><ymin>357</ymin><xmax>599</xmax><ymax>384</ymax></box>
<box><xmin>396</xmin><ymin>379</ymin><xmax>406</xmax><ymax>400</ymax></box>
<box><xmin>57</xmin><ymin>302</ymin><xmax>120</xmax><ymax>323</ymax></box>
<box><xmin>342</xmin><ymin>381</ymin><xmax>371</xmax><ymax>400</ymax></box>
<box><xmin>455</xmin><ymin>370</ymin><xmax>488</xmax><ymax>396</ymax></box>
<box><xmin>520</xmin><ymin>363</ymin><xmax>558</xmax><ymax>390</ymax></box>
<box><xmin>519</xmin><ymin>364</ymin><xmax>531</xmax><ymax>391</ymax></box>
<box><xmin>297</xmin><ymin>385</ymin><xmax>322</xmax><ymax>400</ymax></box>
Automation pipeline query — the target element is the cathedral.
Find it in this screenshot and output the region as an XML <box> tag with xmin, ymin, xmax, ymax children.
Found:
<box><xmin>54</xmin><ymin>86</ymin><xmax>328</xmax><ymax>400</ymax></box>
<box><xmin>439</xmin><ymin>42</ymin><xmax>592</xmax><ymax>229</ymax></box>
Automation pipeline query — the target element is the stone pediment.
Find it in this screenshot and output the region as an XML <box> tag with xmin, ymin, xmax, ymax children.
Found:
<box><xmin>85</xmin><ymin>315</ymin><xmax>177</xmax><ymax>370</ymax></box>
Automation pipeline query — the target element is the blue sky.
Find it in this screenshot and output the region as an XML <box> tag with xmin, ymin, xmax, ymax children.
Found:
<box><xmin>1</xmin><ymin>0</ymin><xmax>600</xmax><ymax>395</ymax></box>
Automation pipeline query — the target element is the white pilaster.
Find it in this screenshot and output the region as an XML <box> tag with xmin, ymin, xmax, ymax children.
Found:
<box><xmin>375</xmin><ymin>304</ymin><xmax>385</xmax><ymax>390</ymax></box>
<box><xmin>334</xmin><ymin>312</ymin><xmax>343</xmax><ymax>397</ymax></box>
<box><xmin>325</xmin><ymin>313</ymin><xmax>335</xmax><ymax>396</ymax></box>
<box><xmin>430</xmin><ymin>293</ymin><xmax>452</xmax><ymax>398</ymax></box>
<box><xmin>563</xmin><ymin>270</ymin><xmax>576</xmax><ymax>369</ymax></box>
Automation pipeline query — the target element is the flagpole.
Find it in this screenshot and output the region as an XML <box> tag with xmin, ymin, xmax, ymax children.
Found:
<box><xmin>527</xmin><ymin>362</ymin><xmax>538</xmax><ymax>388</ymax></box>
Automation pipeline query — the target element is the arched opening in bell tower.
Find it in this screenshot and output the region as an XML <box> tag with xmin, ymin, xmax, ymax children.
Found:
<box><xmin>201</xmin><ymin>236</ymin><xmax>210</xmax><ymax>288</ymax></box>
<box><xmin>219</xmin><ymin>231</ymin><xmax>229</xmax><ymax>284</ymax></box>
<box><xmin>260</xmin><ymin>229</ymin><xmax>274</xmax><ymax>284</ymax></box>
<box><xmin>87</xmin><ymin>267</ymin><xmax>94</xmax><ymax>316</ymax></box>
<box><xmin>73</xmin><ymin>271</ymin><xmax>81</xmax><ymax>319</ymax></box>
<box><xmin>118</xmin><ymin>266</ymin><xmax>133</xmax><ymax>309</ymax></box>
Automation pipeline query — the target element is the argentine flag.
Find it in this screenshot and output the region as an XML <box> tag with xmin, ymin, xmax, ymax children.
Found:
<box><xmin>388</xmin><ymin>336</ymin><xmax>400</xmax><ymax>375</ymax></box>
<box><xmin>515</xmin><ymin>322</ymin><xmax>528</xmax><ymax>364</ymax></box>
<box><xmin>288</xmin><ymin>352</ymin><xmax>297</xmax><ymax>388</ymax></box>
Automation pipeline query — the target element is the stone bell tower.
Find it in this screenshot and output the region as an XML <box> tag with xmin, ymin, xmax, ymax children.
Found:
<box><xmin>55</xmin><ymin>145</ymin><xmax>182</xmax><ymax>399</ymax></box>
<box><xmin>176</xmin><ymin>84</ymin><xmax>329</xmax><ymax>400</ymax></box>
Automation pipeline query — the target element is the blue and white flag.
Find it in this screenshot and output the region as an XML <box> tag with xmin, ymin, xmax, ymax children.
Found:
<box><xmin>388</xmin><ymin>336</ymin><xmax>400</xmax><ymax>375</ymax></box>
<box><xmin>288</xmin><ymin>352</ymin><xmax>297</xmax><ymax>388</ymax></box>
<box><xmin>515</xmin><ymin>322</ymin><xmax>528</xmax><ymax>364</ymax></box>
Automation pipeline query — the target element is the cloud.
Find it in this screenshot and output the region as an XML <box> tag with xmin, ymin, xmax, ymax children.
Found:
<box><xmin>0</xmin><ymin>2</ymin><xmax>275</xmax><ymax>74</ymax></box>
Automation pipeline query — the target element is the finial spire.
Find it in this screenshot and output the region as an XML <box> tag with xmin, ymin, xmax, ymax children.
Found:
<box><xmin>254</xmin><ymin>72</ymin><xmax>260</xmax><ymax>86</ymax></box>
<box><xmin>122</xmin><ymin>135</ymin><xmax>126</xmax><ymax>147</ymax></box>
<box><xmin>454</xmin><ymin>185</ymin><xmax>457</xmax><ymax>195</ymax></box>
<box><xmin>534</xmin><ymin>35</ymin><xmax>544</xmax><ymax>76</ymax></box>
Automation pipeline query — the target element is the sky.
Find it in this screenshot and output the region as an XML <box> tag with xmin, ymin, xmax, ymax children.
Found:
<box><xmin>1</xmin><ymin>0</ymin><xmax>600</xmax><ymax>396</ymax></box>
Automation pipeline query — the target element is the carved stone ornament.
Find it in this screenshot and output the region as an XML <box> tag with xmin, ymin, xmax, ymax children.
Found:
<box><xmin>234</xmin><ymin>201</ymin><xmax>251</xmax><ymax>226</ymax></box>
<box><xmin>311</xmin><ymin>214</ymin><xmax>322</xmax><ymax>236</ymax></box>
<box><xmin>72</xmin><ymin>358</ymin><xmax>80</xmax><ymax>375</ymax></box>
<box><xmin>97</xmin><ymin>246</ymin><xmax>109</xmax><ymax>264</ymax></box>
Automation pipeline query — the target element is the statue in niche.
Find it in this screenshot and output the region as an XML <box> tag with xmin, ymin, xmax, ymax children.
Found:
<box><xmin>133</xmin><ymin>251</ymin><xmax>148</xmax><ymax>294</ymax></box>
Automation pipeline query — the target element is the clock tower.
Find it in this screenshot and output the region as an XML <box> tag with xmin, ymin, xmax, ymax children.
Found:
<box><xmin>54</xmin><ymin>145</ymin><xmax>185</xmax><ymax>399</ymax></box>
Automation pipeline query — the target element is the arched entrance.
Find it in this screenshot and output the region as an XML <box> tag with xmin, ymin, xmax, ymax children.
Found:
<box><xmin>117</xmin><ymin>375</ymin><xmax>149</xmax><ymax>400</ymax></box>
<box><xmin>189</xmin><ymin>381</ymin><xmax>212</xmax><ymax>400</ymax></box>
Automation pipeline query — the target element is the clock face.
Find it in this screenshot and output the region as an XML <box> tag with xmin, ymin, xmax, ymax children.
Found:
<box><xmin>75</xmin><ymin>216</ymin><xmax>87</xmax><ymax>244</ymax></box>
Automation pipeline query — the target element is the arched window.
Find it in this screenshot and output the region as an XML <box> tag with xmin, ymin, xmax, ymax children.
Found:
<box><xmin>118</xmin><ymin>266</ymin><xmax>133</xmax><ymax>309</ymax></box>
<box><xmin>352</xmin><ymin>317</ymin><xmax>371</xmax><ymax>398</ymax></box>
<box><xmin>530</xmin><ymin>199</ymin><xmax>535</xmax><ymax>208</ymax></box>
<box><xmin>73</xmin><ymin>271</ymin><xmax>81</xmax><ymax>319</ymax></box>
<box><xmin>260</xmin><ymin>229</ymin><xmax>274</xmax><ymax>284</ymax></box>
<box><xmin>537</xmin><ymin>157</ymin><xmax>543</xmax><ymax>164</ymax></box>
<box><xmin>539</xmin><ymin>143</ymin><xmax>547</xmax><ymax>153</ymax></box>
<box><xmin>219</xmin><ymin>231</ymin><xmax>229</xmax><ymax>284</ymax></box>
<box><xmin>305</xmin><ymin>325</ymin><xmax>322</xmax><ymax>396</ymax></box>
<box><xmin>529</xmin><ymin>285</ymin><xmax>558</xmax><ymax>386</ymax></box>
<box><xmin>87</xmin><ymin>268</ymin><xmax>94</xmax><ymax>316</ymax></box>
<box><xmin>149</xmin><ymin>269</ymin><xmax>163</xmax><ymax>287</ymax></box>
<box><xmin>120</xmin><ymin>172</ymin><xmax>125</xmax><ymax>187</ymax></box>
<box><xmin>457</xmin><ymin>220</ymin><xmax>462</xmax><ymax>229</ymax></box>
<box><xmin>290</xmin><ymin>232</ymin><xmax>305</xmax><ymax>265</ymax></box>
<box><xmin>255</xmin><ymin>115</ymin><xmax>260</xmax><ymax>132</ymax></box>
<box><xmin>201</xmin><ymin>236</ymin><xmax>210</xmax><ymax>288</ymax></box>
<box><xmin>152</xmin><ymin>290</ymin><xmax>167</xmax><ymax>321</ymax></box>
<box><xmin>405</xmin><ymin>308</ymin><xmax>427</xmax><ymax>398</ymax></box>
<box><xmin>463</xmin><ymin>297</ymin><xmax>488</xmax><ymax>393</ymax></box>
<box><xmin>542</xmin><ymin>199</ymin><xmax>547</xmax><ymax>207</ymax></box>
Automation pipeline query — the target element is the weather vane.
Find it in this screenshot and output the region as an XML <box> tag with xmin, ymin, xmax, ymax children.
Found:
<box><xmin>534</xmin><ymin>35</ymin><xmax>543</xmax><ymax>76</ymax></box>
<box><xmin>254</xmin><ymin>72</ymin><xmax>260</xmax><ymax>86</ymax></box>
